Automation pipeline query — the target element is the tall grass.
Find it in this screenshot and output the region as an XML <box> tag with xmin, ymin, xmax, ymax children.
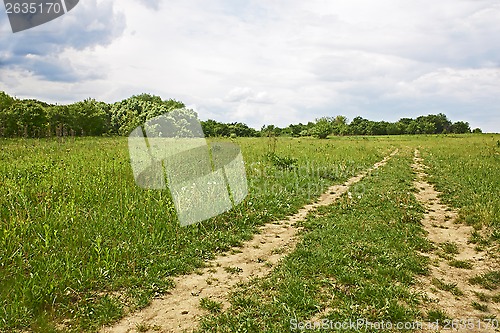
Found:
<box><xmin>0</xmin><ymin>136</ymin><xmax>391</xmax><ymax>332</ymax></box>
<box><xmin>418</xmin><ymin>134</ymin><xmax>500</xmax><ymax>236</ymax></box>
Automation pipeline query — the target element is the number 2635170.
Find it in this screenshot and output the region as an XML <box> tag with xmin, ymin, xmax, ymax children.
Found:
<box><xmin>5</xmin><ymin>2</ymin><xmax>63</xmax><ymax>14</ymax></box>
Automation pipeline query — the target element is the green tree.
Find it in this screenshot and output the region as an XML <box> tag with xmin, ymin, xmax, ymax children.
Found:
<box><xmin>422</xmin><ymin>121</ymin><xmax>437</xmax><ymax>134</ymax></box>
<box><xmin>396</xmin><ymin>118</ymin><xmax>413</xmax><ymax>134</ymax></box>
<box><xmin>286</xmin><ymin>123</ymin><xmax>307</xmax><ymax>137</ymax></box>
<box><xmin>311</xmin><ymin>117</ymin><xmax>332</xmax><ymax>139</ymax></box>
<box><xmin>386</xmin><ymin>123</ymin><xmax>402</xmax><ymax>135</ymax></box>
<box><xmin>406</xmin><ymin>120</ymin><xmax>421</xmax><ymax>134</ymax></box>
<box><xmin>349</xmin><ymin>116</ymin><xmax>369</xmax><ymax>135</ymax></box>
<box><xmin>5</xmin><ymin>100</ymin><xmax>47</xmax><ymax>137</ymax></box>
<box><xmin>331</xmin><ymin>115</ymin><xmax>349</xmax><ymax>135</ymax></box>
<box><xmin>45</xmin><ymin>105</ymin><xmax>70</xmax><ymax>136</ymax></box>
<box><xmin>67</xmin><ymin>99</ymin><xmax>109</xmax><ymax>136</ymax></box>
<box><xmin>0</xmin><ymin>92</ymin><xmax>16</xmax><ymax>136</ymax></box>
<box><xmin>0</xmin><ymin>91</ymin><xmax>15</xmax><ymax>111</ymax></box>
<box><xmin>451</xmin><ymin>121</ymin><xmax>471</xmax><ymax>134</ymax></box>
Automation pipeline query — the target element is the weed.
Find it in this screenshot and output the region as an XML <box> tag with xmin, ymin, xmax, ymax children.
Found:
<box><xmin>471</xmin><ymin>301</ymin><xmax>488</xmax><ymax>312</ymax></box>
<box><xmin>265</xmin><ymin>152</ymin><xmax>298</xmax><ymax>170</ymax></box>
<box><xmin>470</xmin><ymin>230</ymin><xmax>491</xmax><ymax>246</ymax></box>
<box><xmin>448</xmin><ymin>260</ymin><xmax>473</xmax><ymax>269</ymax></box>
<box><xmin>436</xmin><ymin>252</ymin><xmax>453</xmax><ymax>261</ymax></box>
<box><xmin>480</xmin><ymin>314</ymin><xmax>497</xmax><ymax>321</ymax></box>
<box><xmin>135</xmin><ymin>323</ymin><xmax>148</xmax><ymax>332</ymax></box>
<box><xmin>440</xmin><ymin>242</ymin><xmax>459</xmax><ymax>255</ymax></box>
<box><xmin>199</xmin><ymin>298</ymin><xmax>222</xmax><ymax>313</ymax></box>
<box><xmin>474</xmin><ymin>292</ymin><xmax>489</xmax><ymax>302</ymax></box>
<box><xmin>431</xmin><ymin>278</ymin><xmax>463</xmax><ymax>296</ymax></box>
<box><xmin>427</xmin><ymin>309</ymin><xmax>449</xmax><ymax>322</ymax></box>
<box><xmin>223</xmin><ymin>266</ymin><xmax>243</xmax><ymax>274</ymax></box>
<box><xmin>270</xmin><ymin>247</ymin><xmax>286</xmax><ymax>255</ymax></box>
<box><xmin>469</xmin><ymin>271</ymin><xmax>500</xmax><ymax>290</ymax></box>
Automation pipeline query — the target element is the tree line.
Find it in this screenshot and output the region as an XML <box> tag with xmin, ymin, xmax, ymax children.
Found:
<box><xmin>0</xmin><ymin>91</ymin><xmax>480</xmax><ymax>139</ymax></box>
<box><xmin>272</xmin><ymin>114</ymin><xmax>478</xmax><ymax>139</ymax></box>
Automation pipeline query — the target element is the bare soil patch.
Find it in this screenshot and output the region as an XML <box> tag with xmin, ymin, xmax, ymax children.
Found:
<box><xmin>412</xmin><ymin>149</ymin><xmax>499</xmax><ymax>332</ymax></box>
<box><xmin>100</xmin><ymin>150</ymin><xmax>398</xmax><ymax>333</ymax></box>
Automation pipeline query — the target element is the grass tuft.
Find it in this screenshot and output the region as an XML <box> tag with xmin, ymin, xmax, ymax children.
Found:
<box><xmin>448</xmin><ymin>260</ymin><xmax>473</xmax><ymax>269</ymax></box>
<box><xmin>469</xmin><ymin>271</ymin><xmax>500</xmax><ymax>291</ymax></box>
<box><xmin>199</xmin><ymin>298</ymin><xmax>223</xmax><ymax>314</ymax></box>
<box><xmin>431</xmin><ymin>278</ymin><xmax>463</xmax><ymax>296</ymax></box>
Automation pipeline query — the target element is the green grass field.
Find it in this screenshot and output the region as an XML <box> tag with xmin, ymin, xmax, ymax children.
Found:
<box><xmin>0</xmin><ymin>134</ymin><xmax>498</xmax><ymax>332</ymax></box>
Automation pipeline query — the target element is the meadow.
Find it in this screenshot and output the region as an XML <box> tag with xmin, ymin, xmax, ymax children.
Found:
<box><xmin>0</xmin><ymin>134</ymin><xmax>498</xmax><ymax>332</ymax></box>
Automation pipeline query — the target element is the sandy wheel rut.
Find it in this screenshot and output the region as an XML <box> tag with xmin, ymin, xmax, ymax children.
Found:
<box><xmin>412</xmin><ymin>149</ymin><xmax>499</xmax><ymax>332</ymax></box>
<box><xmin>100</xmin><ymin>150</ymin><xmax>398</xmax><ymax>333</ymax></box>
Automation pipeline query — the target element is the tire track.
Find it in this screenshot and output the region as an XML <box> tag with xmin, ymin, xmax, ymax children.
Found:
<box><xmin>100</xmin><ymin>149</ymin><xmax>398</xmax><ymax>333</ymax></box>
<box><xmin>412</xmin><ymin>149</ymin><xmax>499</xmax><ymax>332</ymax></box>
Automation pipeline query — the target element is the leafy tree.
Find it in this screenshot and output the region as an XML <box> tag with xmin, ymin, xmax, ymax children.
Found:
<box><xmin>131</xmin><ymin>93</ymin><xmax>163</xmax><ymax>104</ymax></box>
<box><xmin>406</xmin><ymin>120</ymin><xmax>421</xmax><ymax>134</ymax></box>
<box><xmin>451</xmin><ymin>121</ymin><xmax>471</xmax><ymax>134</ymax></box>
<box><xmin>386</xmin><ymin>123</ymin><xmax>402</xmax><ymax>135</ymax></box>
<box><xmin>45</xmin><ymin>105</ymin><xmax>70</xmax><ymax>136</ymax></box>
<box><xmin>366</xmin><ymin>121</ymin><xmax>388</xmax><ymax>135</ymax></box>
<box><xmin>299</xmin><ymin>129</ymin><xmax>310</xmax><ymax>137</ymax></box>
<box><xmin>311</xmin><ymin>117</ymin><xmax>332</xmax><ymax>139</ymax></box>
<box><xmin>228</xmin><ymin>122</ymin><xmax>259</xmax><ymax>137</ymax></box>
<box><xmin>283</xmin><ymin>123</ymin><xmax>308</xmax><ymax>137</ymax></box>
<box><xmin>0</xmin><ymin>91</ymin><xmax>15</xmax><ymax>111</ymax></box>
<box><xmin>162</xmin><ymin>98</ymin><xmax>185</xmax><ymax>110</ymax></box>
<box><xmin>288</xmin><ymin>124</ymin><xmax>303</xmax><ymax>137</ymax></box>
<box><xmin>201</xmin><ymin>119</ymin><xmax>218</xmax><ymax>137</ymax></box>
<box><xmin>349</xmin><ymin>116</ymin><xmax>369</xmax><ymax>135</ymax></box>
<box><xmin>0</xmin><ymin>91</ymin><xmax>480</xmax><ymax>139</ymax></box>
<box><xmin>396</xmin><ymin>118</ymin><xmax>413</xmax><ymax>134</ymax></box>
<box><xmin>67</xmin><ymin>99</ymin><xmax>109</xmax><ymax>136</ymax></box>
<box><xmin>0</xmin><ymin>92</ymin><xmax>16</xmax><ymax>136</ymax></box>
<box><xmin>331</xmin><ymin>115</ymin><xmax>349</xmax><ymax>135</ymax></box>
<box><xmin>261</xmin><ymin>124</ymin><xmax>282</xmax><ymax>137</ymax></box>
<box><xmin>143</xmin><ymin>108</ymin><xmax>202</xmax><ymax>138</ymax></box>
<box><xmin>4</xmin><ymin>100</ymin><xmax>47</xmax><ymax>137</ymax></box>
<box><xmin>422</xmin><ymin>121</ymin><xmax>437</xmax><ymax>134</ymax></box>
<box><xmin>110</xmin><ymin>97</ymin><xmax>164</xmax><ymax>135</ymax></box>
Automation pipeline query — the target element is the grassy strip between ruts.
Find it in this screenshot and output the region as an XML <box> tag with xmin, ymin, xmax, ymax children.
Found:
<box><xmin>197</xmin><ymin>148</ymin><xmax>432</xmax><ymax>333</ymax></box>
<box><xmin>418</xmin><ymin>134</ymin><xmax>500</xmax><ymax>240</ymax></box>
<box><xmin>0</xmin><ymin>136</ymin><xmax>393</xmax><ymax>332</ymax></box>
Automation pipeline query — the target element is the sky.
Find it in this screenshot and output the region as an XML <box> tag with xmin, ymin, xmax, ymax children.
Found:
<box><xmin>1</xmin><ymin>0</ymin><xmax>499</xmax><ymax>132</ymax></box>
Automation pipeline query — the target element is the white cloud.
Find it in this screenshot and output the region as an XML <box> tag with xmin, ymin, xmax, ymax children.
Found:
<box><xmin>224</xmin><ymin>87</ymin><xmax>272</xmax><ymax>104</ymax></box>
<box><xmin>1</xmin><ymin>0</ymin><xmax>499</xmax><ymax>132</ymax></box>
<box><xmin>391</xmin><ymin>67</ymin><xmax>500</xmax><ymax>101</ymax></box>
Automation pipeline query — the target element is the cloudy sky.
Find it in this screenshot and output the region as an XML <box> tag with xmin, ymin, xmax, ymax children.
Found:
<box><xmin>1</xmin><ymin>0</ymin><xmax>499</xmax><ymax>132</ymax></box>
